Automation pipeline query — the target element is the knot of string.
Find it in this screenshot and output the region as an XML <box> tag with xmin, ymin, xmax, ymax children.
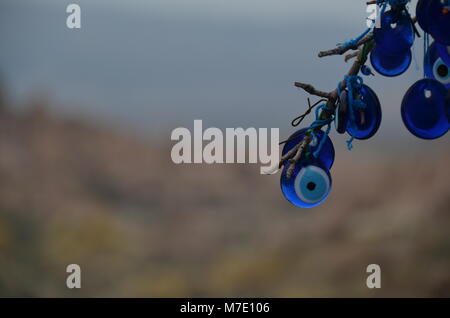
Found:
<box><xmin>338</xmin><ymin>28</ymin><xmax>372</xmax><ymax>49</ymax></box>
<box><xmin>307</xmin><ymin>103</ymin><xmax>334</xmax><ymax>159</ymax></box>
<box><xmin>337</xmin><ymin>75</ymin><xmax>366</xmax><ymax>150</ymax></box>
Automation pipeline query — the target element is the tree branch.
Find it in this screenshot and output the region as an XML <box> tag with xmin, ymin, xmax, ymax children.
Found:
<box><xmin>294</xmin><ymin>82</ymin><xmax>333</xmax><ymax>98</ymax></box>
<box><xmin>280</xmin><ymin>43</ymin><xmax>370</xmax><ymax>174</ymax></box>
<box><xmin>285</xmin><ymin>134</ymin><xmax>312</xmax><ymax>179</ymax></box>
<box><xmin>318</xmin><ymin>33</ymin><xmax>373</xmax><ymax>58</ymax></box>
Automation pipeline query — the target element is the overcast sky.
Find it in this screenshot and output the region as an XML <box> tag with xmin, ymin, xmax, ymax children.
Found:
<box><xmin>2</xmin><ymin>0</ymin><xmax>446</xmax><ymax>152</ymax></box>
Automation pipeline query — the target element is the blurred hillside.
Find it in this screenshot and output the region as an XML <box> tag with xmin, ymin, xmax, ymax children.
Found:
<box><xmin>0</xmin><ymin>93</ymin><xmax>449</xmax><ymax>297</ymax></box>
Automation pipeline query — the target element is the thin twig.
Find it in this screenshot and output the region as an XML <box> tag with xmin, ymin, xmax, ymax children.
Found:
<box><xmin>279</xmin><ymin>44</ymin><xmax>370</xmax><ymax>171</ymax></box>
<box><xmin>318</xmin><ymin>34</ymin><xmax>373</xmax><ymax>58</ymax></box>
<box><xmin>345</xmin><ymin>51</ymin><xmax>359</xmax><ymax>62</ymax></box>
<box><xmin>294</xmin><ymin>83</ymin><xmax>332</xmax><ymax>98</ymax></box>
<box><xmin>286</xmin><ymin>135</ymin><xmax>312</xmax><ymax>179</ymax></box>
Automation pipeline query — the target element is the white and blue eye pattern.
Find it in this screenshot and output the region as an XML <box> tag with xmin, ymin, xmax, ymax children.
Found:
<box><xmin>294</xmin><ymin>165</ymin><xmax>331</xmax><ymax>206</ymax></box>
<box><xmin>433</xmin><ymin>58</ymin><xmax>450</xmax><ymax>87</ymax></box>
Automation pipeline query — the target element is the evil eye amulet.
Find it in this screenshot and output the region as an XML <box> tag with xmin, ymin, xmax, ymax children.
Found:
<box><xmin>370</xmin><ymin>45</ymin><xmax>412</xmax><ymax>77</ymax></box>
<box><xmin>346</xmin><ymin>85</ymin><xmax>382</xmax><ymax>140</ymax></box>
<box><xmin>374</xmin><ymin>9</ymin><xmax>415</xmax><ymax>55</ymax></box>
<box><xmin>417</xmin><ymin>0</ymin><xmax>432</xmax><ymax>32</ymax></box>
<box><xmin>336</xmin><ymin>90</ymin><xmax>349</xmax><ymax>134</ymax></box>
<box><xmin>425</xmin><ymin>42</ymin><xmax>450</xmax><ymax>88</ymax></box>
<box><xmin>428</xmin><ymin>0</ymin><xmax>450</xmax><ymax>45</ymax></box>
<box><xmin>282</xmin><ymin>128</ymin><xmax>335</xmax><ymax>170</ymax></box>
<box><xmin>436</xmin><ymin>43</ymin><xmax>450</xmax><ymax>66</ymax></box>
<box><xmin>280</xmin><ymin>161</ymin><xmax>332</xmax><ymax>208</ymax></box>
<box><xmin>446</xmin><ymin>89</ymin><xmax>450</xmax><ymax>123</ymax></box>
<box><xmin>401</xmin><ymin>79</ymin><xmax>449</xmax><ymax>139</ymax></box>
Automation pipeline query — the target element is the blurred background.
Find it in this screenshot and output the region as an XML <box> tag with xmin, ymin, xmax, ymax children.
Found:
<box><xmin>0</xmin><ymin>0</ymin><xmax>449</xmax><ymax>297</ymax></box>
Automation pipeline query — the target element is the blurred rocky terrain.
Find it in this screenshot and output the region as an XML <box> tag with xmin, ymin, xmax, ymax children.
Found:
<box><xmin>0</xmin><ymin>93</ymin><xmax>449</xmax><ymax>297</ymax></box>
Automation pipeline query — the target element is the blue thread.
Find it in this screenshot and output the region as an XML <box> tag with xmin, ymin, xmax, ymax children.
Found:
<box><xmin>341</xmin><ymin>75</ymin><xmax>366</xmax><ymax>150</ymax></box>
<box><xmin>424</xmin><ymin>32</ymin><xmax>430</xmax><ymax>78</ymax></box>
<box><xmin>388</xmin><ymin>0</ymin><xmax>410</xmax><ymax>7</ymax></box>
<box><xmin>306</xmin><ymin>104</ymin><xmax>335</xmax><ymax>159</ymax></box>
<box><xmin>338</xmin><ymin>28</ymin><xmax>372</xmax><ymax>49</ymax></box>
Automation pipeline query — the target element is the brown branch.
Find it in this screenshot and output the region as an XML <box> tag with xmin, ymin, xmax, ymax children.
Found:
<box><xmin>345</xmin><ymin>51</ymin><xmax>359</xmax><ymax>62</ymax></box>
<box><xmin>279</xmin><ymin>45</ymin><xmax>369</xmax><ymax>172</ymax></box>
<box><xmin>294</xmin><ymin>82</ymin><xmax>332</xmax><ymax>98</ymax></box>
<box><xmin>318</xmin><ymin>34</ymin><xmax>373</xmax><ymax>58</ymax></box>
<box><xmin>279</xmin><ymin>142</ymin><xmax>301</xmax><ymax>168</ymax></box>
<box><xmin>285</xmin><ymin>135</ymin><xmax>312</xmax><ymax>179</ymax></box>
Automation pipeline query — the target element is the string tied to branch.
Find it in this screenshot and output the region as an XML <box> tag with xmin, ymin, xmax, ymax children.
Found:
<box><xmin>337</xmin><ymin>75</ymin><xmax>366</xmax><ymax>150</ymax></box>
<box><xmin>306</xmin><ymin>103</ymin><xmax>334</xmax><ymax>159</ymax></box>
<box><xmin>337</xmin><ymin>27</ymin><xmax>372</xmax><ymax>49</ymax></box>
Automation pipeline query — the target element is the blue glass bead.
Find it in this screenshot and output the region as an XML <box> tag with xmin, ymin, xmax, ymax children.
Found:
<box><xmin>436</xmin><ymin>43</ymin><xmax>450</xmax><ymax>67</ymax></box>
<box><xmin>425</xmin><ymin>42</ymin><xmax>450</xmax><ymax>88</ymax></box>
<box><xmin>361</xmin><ymin>65</ymin><xmax>374</xmax><ymax>76</ymax></box>
<box><xmin>428</xmin><ymin>0</ymin><xmax>450</xmax><ymax>45</ymax></box>
<box><xmin>282</xmin><ymin>128</ymin><xmax>335</xmax><ymax>169</ymax></box>
<box><xmin>446</xmin><ymin>89</ymin><xmax>450</xmax><ymax>124</ymax></box>
<box><xmin>280</xmin><ymin>160</ymin><xmax>332</xmax><ymax>208</ymax></box>
<box><xmin>370</xmin><ymin>45</ymin><xmax>412</xmax><ymax>77</ymax></box>
<box><xmin>346</xmin><ymin>84</ymin><xmax>382</xmax><ymax>140</ymax></box>
<box><xmin>401</xmin><ymin>79</ymin><xmax>449</xmax><ymax>139</ymax></box>
<box><xmin>335</xmin><ymin>90</ymin><xmax>349</xmax><ymax>134</ymax></box>
<box><xmin>374</xmin><ymin>9</ymin><xmax>415</xmax><ymax>55</ymax></box>
<box><xmin>417</xmin><ymin>0</ymin><xmax>431</xmax><ymax>32</ymax></box>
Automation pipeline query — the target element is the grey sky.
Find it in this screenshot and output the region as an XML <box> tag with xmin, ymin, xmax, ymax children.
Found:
<box><xmin>2</xmin><ymin>0</ymin><xmax>447</xmax><ymax>152</ymax></box>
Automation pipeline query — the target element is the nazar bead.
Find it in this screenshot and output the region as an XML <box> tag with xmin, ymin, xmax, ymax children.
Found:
<box><xmin>280</xmin><ymin>159</ymin><xmax>332</xmax><ymax>208</ymax></box>
<box><xmin>370</xmin><ymin>45</ymin><xmax>412</xmax><ymax>77</ymax></box>
<box><xmin>335</xmin><ymin>90</ymin><xmax>349</xmax><ymax>135</ymax></box>
<box><xmin>436</xmin><ymin>43</ymin><xmax>450</xmax><ymax>66</ymax></box>
<box><xmin>427</xmin><ymin>0</ymin><xmax>450</xmax><ymax>45</ymax></box>
<box><xmin>401</xmin><ymin>79</ymin><xmax>449</xmax><ymax>139</ymax></box>
<box><xmin>282</xmin><ymin>128</ymin><xmax>335</xmax><ymax>170</ymax></box>
<box><xmin>374</xmin><ymin>9</ymin><xmax>415</xmax><ymax>55</ymax></box>
<box><xmin>425</xmin><ymin>42</ymin><xmax>450</xmax><ymax>89</ymax></box>
<box><xmin>416</xmin><ymin>0</ymin><xmax>432</xmax><ymax>33</ymax></box>
<box><xmin>340</xmin><ymin>85</ymin><xmax>382</xmax><ymax>140</ymax></box>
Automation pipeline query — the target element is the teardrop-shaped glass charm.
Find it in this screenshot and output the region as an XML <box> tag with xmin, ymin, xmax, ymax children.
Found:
<box><xmin>401</xmin><ymin>79</ymin><xmax>449</xmax><ymax>139</ymax></box>
<box><xmin>346</xmin><ymin>84</ymin><xmax>382</xmax><ymax>140</ymax></box>
<box><xmin>445</xmin><ymin>89</ymin><xmax>450</xmax><ymax>124</ymax></box>
<box><xmin>335</xmin><ymin>90</ymin><xmax>349</xmax><ymax>134</ymax></box>
<box><xmin>436</xmin><ymin>42</ymin><xmax>450</xmax><ymax>66</ymax></box>
<box><xmin>374</xmin><ymin>9</ymin><xmax>415</xmax><ymax>55</ymax></box>
<box><xmin>280</xmin><ymin>159</ymin><xmax>332</xmax><ymax>208</ymax></box>
<box><xmin>425</xmin><ymin>42</ymin><xmax>450</xmax><ymax>88</ymax></box>
<box><xmin>416</xmin><ymin>0</ymin><xmax>432</xmax><ymax>33</ymax></box>
<box><xmin>428</xmin><ymin>0</ymin><xmax>450</xmax><ymax>46</ymax></box>
<box><xmin>282</xmin><ymin>128</ymin><xmax>335</xmax><ymax>170</ymax></box>
<box><xmin>370</xmin><ymin>45</ymin><xmax>412</xmax><ymax>77</ymax></box>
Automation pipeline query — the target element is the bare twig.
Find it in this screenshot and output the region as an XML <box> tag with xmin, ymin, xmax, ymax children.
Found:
<box><xmin>318</xmin><ymin>34</ymin><xmax>373</xmax><ymax>58</ymax></box>
<box><xmin>280</xmin><ymin>44</ymin><xmax>370</xmax><ymax>172</ymax></box>
<box><xmin>294</xmin><ymin>82</ymin><xmax>332</xmax><ymax>98</ymax></box>
<box><xmin>286</xmin><ymin>135</ymin><xmax>312</xmax><ymax>179</ymax></box>
<box><xmin>279</xmin><ymin>142</ymin><xmax>301</xmax><ymax>168</ymax></box>
<box><xmin>345</xmin><ymin>51</ymin><xmax>359</xmax><ymax>62</ymax></box>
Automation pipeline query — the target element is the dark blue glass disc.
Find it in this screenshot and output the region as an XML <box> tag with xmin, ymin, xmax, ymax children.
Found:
<box><xmin>416</xmin><ymin>0</ymin><xmax>431</xmax><ymax>33</ymax></box>
<box><xmin>282</xmin><ymin>128</ymin><xmax>335</xmax><ymax>170</ymax></box>
<box><xmin>370</xmin><ymin>45</ymin><xmax>412</xmax><ymax>77</ymax></box>
<box><xmin>425</xmin><ymin>42</ymin><xmax>450</xmax><ymax>88</ymax></box>
<box><xmin>446</xmin><ymin>89</ymin><xmax>450</xmax><ymax>124</ymax></box>
<box><xmin>280</xmin><ymin>160</ymin><xmax>332</xmax><ymax>208</ymax></box>
<box><xmin>346</xmin><ymin>84</ymin><xmax>382</xmax><ymax>140</ymax></box>
<box><xmin>374</xmin><ymin>9</ymin><xmax>415</xmax><ymax>55</ymax></box>
<box><xmin>428</xmin><ymin>0</ymin><xmax>450</xmax><ymax>45</ymax></box>
<box><xmin>401</xmin><ymin>79</ymin><xmax>449</xmax><ymax>139</ymax></box>
<box><xmin>436</xmin><ymin>42</ymin><xmax>450</xmax><ymax>66</ymax></box>
<box><xmin>335</xmin><ymin>90</ymin><xmax>349</xmax><ymax>134</ymax></box>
